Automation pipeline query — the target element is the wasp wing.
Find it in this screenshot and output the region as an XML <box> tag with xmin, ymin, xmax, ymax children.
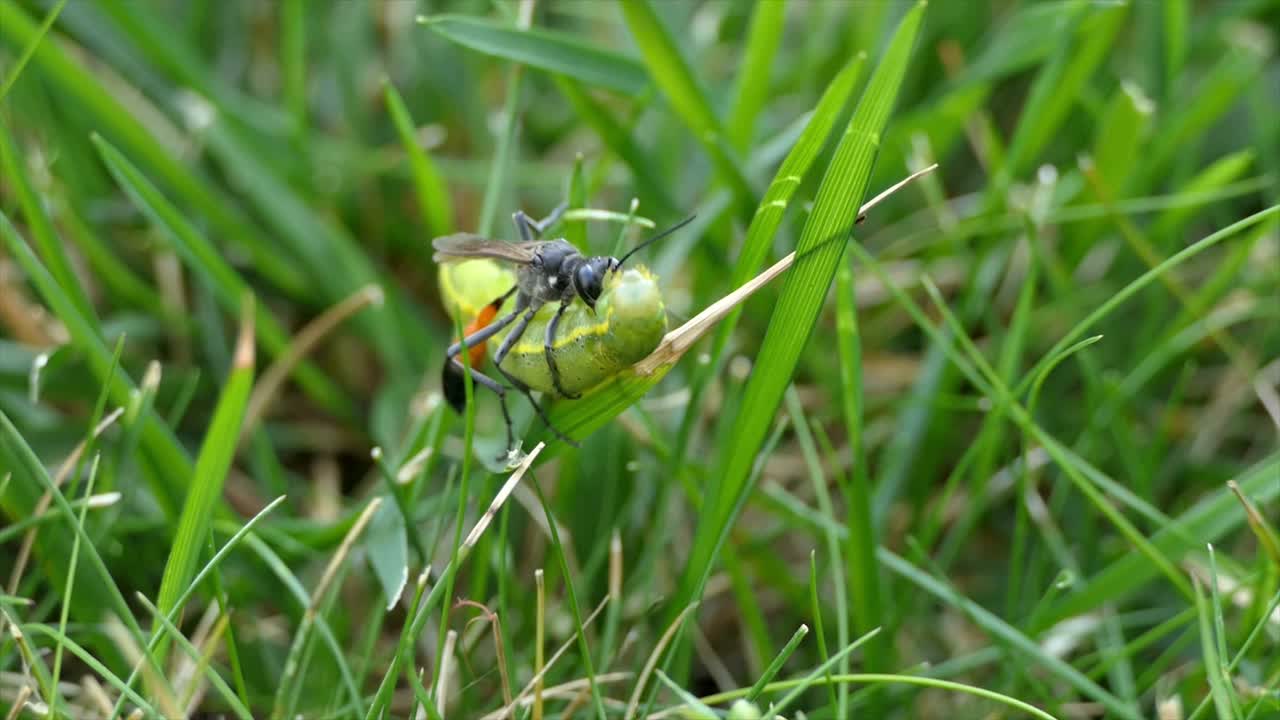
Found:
<box><xmin>432</xmin><ymin>234</ymin><xmax>541</xmax><ymax>264</ymax></box>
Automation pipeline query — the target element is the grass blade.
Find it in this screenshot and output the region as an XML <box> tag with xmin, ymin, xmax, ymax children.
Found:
<box><xmin>384</xmin><ymin>79</ymin><xmax>455</xmax><ymax>237</ymax></box>
<box><xmin>0</xmin><ymin>113</ymin><xmax>96</xmax><ymax>326</ymax></box>
<box><xmin>0</xmin><ymin>210</ymin><xmax>195</xmax><ymax>512</ymax></box>
<box><xmin>153</xmin><ymin>298</ymin><xmax>255</xmax><ymax>659</ymax></box>
<box><xmin>421</xmin><ymin>14</ymin><xmax>648</xmax><ymax>95</ymax></box>
<box><xmin>0</xmin><ymin>0</ymin><xmax>65</xmax><ymax>101</ymax></box>
<box><xmin>674</xmin><ymin>0</ymin><xmax>927</xmax><ymax>623</ymax></box>
<box><xmin>0</xmin><ymin>0</ymin><xmax>309</xmax><ymax>296</ymax></box>
<box><xmin>93</xmin><ymin>133</ymin><xmax>354</xmax><ymax>422</ymax></box>
<box><xmin>619</xmin><ymin>0</ymin><xmax>756</xmax><ymax>214</ymax></box>
<box><xmin>727</xmin><ymin>0</ymin><xmax>787</xmax><ymax>150</ymax></box>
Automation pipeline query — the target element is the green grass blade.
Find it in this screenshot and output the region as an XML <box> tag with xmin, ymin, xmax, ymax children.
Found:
<box><xmin>0</xmin><ymin>210</ymin><xmax>195</xmax><ymax>512</ymax></box>
<box><xmin>1038</xmin><ymin>451</ymin><xmax>1280</xmax><ymax>630</ymax></box>
<box><xmin>958</xmin><ymin>0</ymin><xmax>1089</xmax><ymax>85</ymax></box>
<box><xmin>727</xmin><ymin>0</ymin><xmax>787</xmax><ymax>150</ymax></box>
<box><xmin>785</xmin><ymin>388</ymin><xmax>854</xmax><ymax>705</ymax></box>
<box><xmin>880</xmin><ymin>550</ymin><xmax>1142</xmax><ymax>720</ymax></box>
<box><xmin>745</xmin><ymin>623</ymin><xmax>809</xmax><ymax>702</ymax></box>
<box><xmin>1001</xmin><ymin>2</ymin><xmax>1127</xmax><ymax>180</ymax></box>
<box><xmin>281</xmin><ymin>0</ymin><xmax>307</xmax><ymax>141</ymax></box>
<box><xmin>109</xmin><ymin>497</ymin><xmax>287</xmax><ymax>719</ymax></box>
<box><xmin>0</xmin><ymin>411</ymin><xmax>159</xmax><ymax>676</ymax></box>
<box><xmin>566</xmin><ymin>153</ymin><xmax>588</xmax><ymax>249</ymax></box>
<box><xmin>22</xmin><ymin>624</ymin><xmax>157</xmax><ymax>716</ymax></box>
<box><xmin>1018</xmin><ymin>205</ymin><xmax>1280</xmax><ymax>399</ymax></box>
<box><xmin>199</xmin><ymin>123</ymin><xmax>424</xmax><ymax>374</ymax></box>
<box><xmin>421</xmin><ymin>14</ymin><xmax>648</xmax><ymax>95</ymax></box>
<box><xmin>384</xmin><ymin>80</ymin><xmax>455</xmax><ymax>237</ymax></box>
<box><xmin>49</xmin><ymin>454</ymin><xmax>98</xmax><ymax>712</ymax></box>
<box><xmin>763</xmin><ymin>629</ymin><xmax>882</xmax><ymax>720</ymax></box>
<box><xmin>0</xmin><ymin>0</ymin><xmax>64</xmax><ymax>101</ymax></box>
<box><xmin>1090</xmin><ymin>81</ymin><xmax>1155</xmax><ymax>194</ymax></box>
<box><xmin>553</xmin><ymin>75</ymin><xmax>679</xmax><ymax>216</ymax></box>
<box><xmin>675</xmin><ymin>0</ymin><xmax>927</xmax><ymax>623</ymax></box>
<box><xmin>1137</xmin><ymin>41</ymin><xmax>1265</xmax><ymax>191</ymax></box>
<box><xmin>57</xmin><ymin>198</ymin><xmax>172</xmax><ymax>319</ymax></box>
<box><xmin>833</xmin><ymin>254</ymin><xmax>882</xmax><ymax>675</ymax></box>
<box><xmin>1194</xmin><ymin>576</ymin><xmax>1237</xmax><ymax>720</ymax></box>
<box><xmin>154</xmin><ymin>299</ymin><xmax>255</xmax><ymax>657</ymax></box>
<box><xmin>530</xmin><ymin>474</ymin><xmax>607</xmax><ymax>720</ymax></box>
<box><xmin>0</xmin><ymin>114</ymin><xmax>97</xmax><ymax>326</ymax></box>
<box><xmin>673</xmin><ymin>53</ymin><xmax>866</xmax><ymax>464</ymax></box>
<box><xmin>619</xmin><ymin>0</ymin><xmax>756</xmax><ymax>214</ymax></box>
<box><xmin>243</xmin><ymin>533</ymin><xmax>364</xmax><ymax>716</ymax></box>
<box><xmin>93</xmin><ymin>134</ymin><xmax>354</xmax><ymax>422</ymax></box>
<box><xmin>135</xmin><ymin>593</ymin><xmax>254</xmax><ymax>720</ymax></box>
<box><xmin>807</xmin><ymin>551</ymin><xmax>840</xmax><ymax>711</ymax></box>
<box><xmin>0</xmin><ymin>0</ymin><xmax>309</xmax><ymax>297</ymax></box>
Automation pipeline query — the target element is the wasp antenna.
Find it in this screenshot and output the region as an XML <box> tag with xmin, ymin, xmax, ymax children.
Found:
<box><xmin>616</xmin><ymin>213</ymin><xmax>697</xmax><ymax>268</ymax></box>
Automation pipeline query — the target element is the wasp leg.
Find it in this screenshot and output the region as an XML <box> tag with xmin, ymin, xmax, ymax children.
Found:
<box><xmin>446</xmin><ymin>355</ymin><xmax>518</xmax><ymax>452</ymax></box>
<box><xmin>443</xmin><ymin>293</ymin><xmax>527</xmax><ymax>454</ymax></box>
<box><xmin>494</xmin><ymin>362</ymin><xmax>580</xmax><ymax>448</ymax></box>
<box><xmin>491</xmin><ymin>304</ymin><xmax>581</xmax><ymax>448</ymax></box>
<box><xmin>445</xmin><ymin>304</ymin><xmax>522</xmax><ymax>362</ymax></box>
<box><xmin>513</xmin><ymin>201</ymin><xmax>569</xmax><ymax>242</ymax></box>
<box><xmin>441</xmin><ymin>287</ymin><xmax>520</xmax><ymax>413</ymax></box>
<box><xmin>545</xmin><ymin>299</ymin><xmax>581</xmax><ymax>399</ymax></box>
<box><xmin>491</xmin><ymin>305</ymin><xmax>538</xmax><ymax>366</ymax></box>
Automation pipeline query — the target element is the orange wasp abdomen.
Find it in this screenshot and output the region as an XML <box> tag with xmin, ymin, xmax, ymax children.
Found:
<box><xmin>462</xmin><ymin>303</ymin><xmax>499</xmax><ymax>368</ymax></box>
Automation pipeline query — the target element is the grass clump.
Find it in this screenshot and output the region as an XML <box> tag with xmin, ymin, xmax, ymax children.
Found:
<box><xmin>2</xmin><ymin>1</ymin><xmax>1279</xmax><ymax>718</ymax></box>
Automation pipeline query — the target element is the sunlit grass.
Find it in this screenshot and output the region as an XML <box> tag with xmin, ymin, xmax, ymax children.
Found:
<box><xmin>1</xmin><ymin>1</ymin><xmax>1278</xmax><ymax>718</ymax></box>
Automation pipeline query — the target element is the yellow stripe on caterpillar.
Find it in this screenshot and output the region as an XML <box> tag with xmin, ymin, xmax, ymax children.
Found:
<box><xmin>510</xmin><ymin>303</ymin><xmax>616</xmax><ymax>355</ymax></box>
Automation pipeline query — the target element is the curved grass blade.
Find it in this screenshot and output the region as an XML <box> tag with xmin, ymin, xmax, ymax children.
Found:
<box><xmin>134</xmin><ymin>593</ymin><xmax>253</xmax><ymax>720</ymax></box>
<box><xmin>0</xmin><ymin>410</ymin><xmax>175</xmax><ymax>704</ymax></box>
<box><xmin>21</xmin><ymin>624</ymin><xmax>157</xmax><ymax>716</ymax></box>
<box><xmin>421</xmin><ymin>14</ymin><xmax>648</xmax><ymax>95</ymax></box>
<box><xmin>1037</xmin><ymin>451</ymin><xmax>1280</xmax><ymax>631</ymax></box>
<box><xmin>108</xmin><ymin>496</ymin><xmax>286</xmax><ymax>719</ymax></box>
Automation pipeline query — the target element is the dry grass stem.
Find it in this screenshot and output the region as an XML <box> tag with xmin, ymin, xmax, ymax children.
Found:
<box><xmin>635</xmin><ymin>164</ymin><xmax>938</xmax><ymax>375</ymax></box>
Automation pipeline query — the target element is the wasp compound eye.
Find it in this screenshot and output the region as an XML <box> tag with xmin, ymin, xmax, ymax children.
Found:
<box><xmin>575</xmin><ymin>263</ymin><xmax>603</xmax><ymax>304</ymax></box>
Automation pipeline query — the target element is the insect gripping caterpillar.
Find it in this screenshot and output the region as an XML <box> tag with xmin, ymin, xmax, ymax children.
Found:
<box><xmin>438</xmin><ymin>257</ymin><xmax>668</xmax><ymax>398</ymax></box>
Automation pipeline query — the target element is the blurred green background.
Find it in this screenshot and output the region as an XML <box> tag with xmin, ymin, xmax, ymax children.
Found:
<box><xmin>1</xmin><ymin>0</ymin><xmax>1278</xmax><ymax>718</ymax></box>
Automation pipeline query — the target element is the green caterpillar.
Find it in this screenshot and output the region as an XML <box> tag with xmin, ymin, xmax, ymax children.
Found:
<box><xmin>439</xmin><ymin>258</ymin><xmax>668</xmax><ymax>398</ymax></box>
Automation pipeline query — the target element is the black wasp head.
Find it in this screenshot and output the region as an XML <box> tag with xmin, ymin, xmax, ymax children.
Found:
<box><xmin>573</xmin><ymin>256</ymin><xmax>616</xmax><ymax>309</ymax></box>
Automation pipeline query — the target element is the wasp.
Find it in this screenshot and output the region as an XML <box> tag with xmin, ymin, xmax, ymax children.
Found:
<box><xmin>433</xmin><ymin>204</ymin><xmax>695</xmax><ymax>457</ymax></box>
